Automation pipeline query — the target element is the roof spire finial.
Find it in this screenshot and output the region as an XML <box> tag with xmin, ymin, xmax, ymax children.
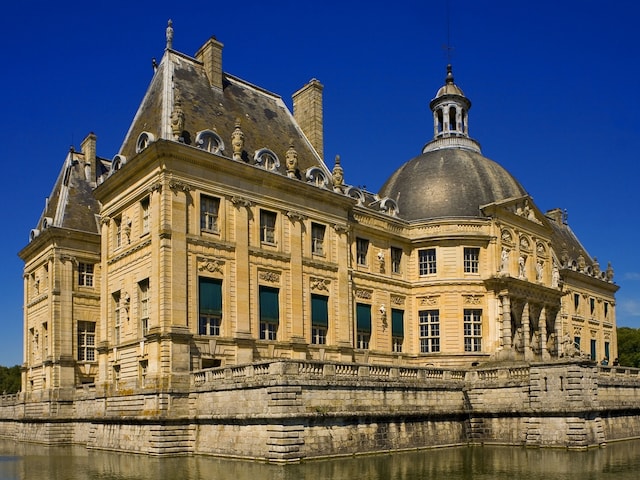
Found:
<box><xmin>445</xmin><ymin>64</ymin><xmax>454</xmax><ymax>85</ymax></box>
<box><xmin>166</xmin><ymin>19</ymin><xmax>174</xmax><ymax>50</ymax></box>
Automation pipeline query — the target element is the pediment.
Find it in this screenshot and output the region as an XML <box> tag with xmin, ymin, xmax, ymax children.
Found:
<box><xmin>481</xmin><ymin>195</ymin><xmax>549</xmax><ymax>227</ymax></box>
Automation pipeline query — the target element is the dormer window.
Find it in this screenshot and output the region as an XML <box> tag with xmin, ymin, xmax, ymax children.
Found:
<box><xmin>196</xmin><ymin>130</ymin><xmax>225</xmax><ymax>154</ymax></box>
<box><xmin>110</xmin><ymin>155</ymin><xmax>127</xmax><ymax>176</ymax></box>
<box><xmin>136</xmin><ymin>132</ymin><xmax>155</xmax><ymax>153</ymax></box>
<box><xmin>254</xmin><ymin>148</ymin><xmax>280</xmax><ymax>171</ymax></box>
<box><xmin>306</xmin><ymin>167</ymin><xmax>328</xmax><ymax>188</ymax></box>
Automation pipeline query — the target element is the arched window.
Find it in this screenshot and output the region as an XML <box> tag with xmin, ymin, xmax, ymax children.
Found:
<box><xmin>305</xmin><ymin>167</ymin><xmax>329</xmax><ymax>188</ymax></box>
<box><xmin>109</xmin><ymin>155</ymin><xmax>127</xmax><ymax>176</ymax></box>
<box><xmin>196</xmin><ymin>130</ymin><xmax>225</xmax><ymax>154</ymax></box>
<box><xmin>254</xmin><ymin>148</ymin><xmax>280</xmax><ymax>171</ymax></box>
<box><xmin>136</xmin><ymin>132</ymin><xmax>155</xmax><ymax>153</ymax></box>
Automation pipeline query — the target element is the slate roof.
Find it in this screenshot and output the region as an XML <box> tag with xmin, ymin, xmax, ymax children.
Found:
<box><xmin>34</xmin><ymin>148</ymin><xmax>108</xmax><ymax>235</ymax></box>
<box><xmin>118</xmin><ymin>49</ymin><xmax>329</xmax><ymax>178</ymax></box>
<box><xmin>379</xmin><ymin>147</ymin><xmax>527</xmax><ymax>221</ymax></box>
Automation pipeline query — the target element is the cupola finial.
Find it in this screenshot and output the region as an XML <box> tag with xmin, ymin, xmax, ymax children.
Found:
<box><xmin>445</xmin><ymin>64</ymin><xmax>454</xmax><ymax>85</ymax></box>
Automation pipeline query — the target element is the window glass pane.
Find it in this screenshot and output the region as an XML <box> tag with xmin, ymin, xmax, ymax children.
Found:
<box><xmin>260</xmin><ymin>287</ymin><xmax>279</xmax><ymax>323</ymax></box>
<box><xmin>311</xmin><ymin>294</ymin><xmax>329</xmax><ymax>327</ymax></box>
<box><xmin>199</xmin><ymin>277</ymin><xmax>222</xmax><ymax>315</ymax></box>
<box><xmin>356</xmin><ymin>303</ymin><xmax>371</xmax><ymax>332</ymax></box>
<box><xmin>391</xmin><ymin>309</ymin><xmax>404</xmax><ymax>337</ymax></box>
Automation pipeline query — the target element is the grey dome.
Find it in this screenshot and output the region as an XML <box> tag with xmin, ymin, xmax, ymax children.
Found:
<box><xmin>379</xmin><ymin>147</ymin><xmax>527</xmax><ymax>221</ymax></box>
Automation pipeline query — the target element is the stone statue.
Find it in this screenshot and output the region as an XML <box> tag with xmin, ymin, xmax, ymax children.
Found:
<box><xmin>518</xmin><ymin>255</ymin><xmax>526</xmax><ymax>279</ymax></box>
<box><xmin>332</xmin><ymin>155</ymin><xmax>344</xmax><ymax>192</ymax></box>
<box><xmin>547</xmin><ymin>332</ymin><xmax>557</xmax><ymax>356</ymax></box>
<box><xmin>561</xmin><ymin>332</ymin><xmax>575</xmax><ymax>358</ymax></box>
<box><xmin>536</xmin><ymin>260</ymin><xmax>543</xmax><ymax>283</ymax></box>
<box><xmin>231</xmin><ymin>119</ymin><xmax>244</xmax><ymax>161</ymax></box>
<box><xmin>170</xmin><ymin>97</ymin><xmax>185</xmax><ymax>140</ymax></box>
<box><xmin>500</xmin><ymin>248</ymin><xmax>509</xmax><ymax>274</ymax></box>
<box><xmin>166</xmin><ymin>19</ymin><xmax>174</xmax><ymax>50</ymax></box>
<box><xmin>551</xmin><ymin>262</ymin><xmax>560</xmax><ymax>288</ymax></box>
<box><xmin>606</xmin><ymin>262</ymin><xmax>614</xmax><ymax>282</ymax></box>
<box><xmin>592</xmin><ymin>257</ymin><xmax>600</xmax><ymax>276</ymax></box>
<box><xmin>514</xmin><ymin>327</ymin><xmax>524</xmax><ymax>353</ymax></box>
<box><xmin>285</xmin><ymin>141</ymin><xmax>298</xmax><ymax>178</ymax></box>
<box><xmin>531</xmin><ymin>331</ymin><xmax>540</xmax><ymax>354</ymax></box>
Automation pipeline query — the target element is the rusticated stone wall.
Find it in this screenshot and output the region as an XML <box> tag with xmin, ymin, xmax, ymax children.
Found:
<box><xmin>0</xmin><ymin>360</ymin><xmax>640</xmax><ymax>462</ymax></box>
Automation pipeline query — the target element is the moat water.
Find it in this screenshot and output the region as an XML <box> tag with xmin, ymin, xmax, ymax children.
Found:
<box><xmin>1</xmin><ymin>438</ymin><xmax>640</xmax><ymax>479</ymax></box>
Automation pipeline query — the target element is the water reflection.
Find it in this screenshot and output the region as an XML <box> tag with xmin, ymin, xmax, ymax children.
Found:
<box><xmin>1</xmin><ymin>439</ymin><xmax>640</xmax><ymax>480</ymax></box>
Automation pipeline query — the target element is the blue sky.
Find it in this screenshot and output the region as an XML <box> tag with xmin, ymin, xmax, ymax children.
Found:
<box><xmin>0</xmin><ymin>0</ymin><xmax>638</xmax><ymax>366</ymax></box>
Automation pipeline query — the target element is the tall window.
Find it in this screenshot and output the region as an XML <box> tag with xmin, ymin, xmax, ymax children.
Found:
<box><xmin>574</xmin><ymin>293</ymin><xmax>580</xmax><ymax>311</ymax></box>
<box><xmin>356</xmin><ymin>303</ymin><xmax>371</xmax><ymax>349</ymax></box>
<box><xmin>260</xmin><ymin>210</ymin><xmax>277</xmax><ymax>244</ymax></box>
<box><xmin>574</xmin><ymin>336</ymin><xmax>581</xmax><ymax>352</ymax></box>
<box><xmin>200</xmin><ymin>195</ymin><xmax>220</xmax><ymax>233</ymax></box>
<box><xmin>199</xmin><ymin>277</ymin><xmax>222</xmax><ymax>336</ymax></box>
<box><xmin>590</xmin><ymin>339</ymin><xmax>597</xmax><ymax>361</ymax></box>
<box><xmin>139</xmin><ymin>279</ymin><xmax>150</xmax><ymax>336</ymax></box>
<box><xmin>113</xmin><ymin>291</ymin><xmax>123</xmax><ymax>344</ymax></box>
<box><xmin>590</xmin><ymin>298</ymin><xmax>595</xmax><ymax>316</ymax></box>
<box><xmin>140</xmin><ymin>197</ymin><xmax>150</xmax><ymax>235</ymax></box>
<box><xmin>464</xmin><ymin>309</ymin><xmax>482</xmax><ymax>352</ymax></box>
<box><xmin>356</xmin><ymin>238</ymin><xmax>369</xmax><ymax>266</ymax></box>
<box><xmin>77</xmin><ymin>321</ymin><xmax>96</xmax><ymax>361</ymax></box>
<box><xmin>311</xmin><ymin>223</ymin><xmax>326</xmax><ymax>256</ymax></box>
<box><xmin>419</xmin><ymin>248</ymin><xmax>436</xmax><ymax>275</ymax></box>
<box><xmin>392</xmin><ymin>309</ymin><xmax>404</xmax><ymax>353</ymax></box>
<box><xmin>43</xmin><ymin>322</ymin><xmax>48</xmax><ymax>358</ymax></box>
<box><xmin>391</xmin><ymin>247</ymin><xmax>402</xmax><ymax>274</ymax></box>
<box><xmin>419</xmin><ymin>310</ymin><xmax>440</xmax><ymax>353</ymax></box>
<box><xmin>114</xmin><ymin>216</ymin><xmax>122</xmax><ymax>249</ymax></box>
<box><xmin>259</xmin><ymin>286</ymin><xmax>279</xmax><ymax>340</ymax></box>
<box><xmin>78</xmin><ymin>263</ymin><xmax>94</xmax><ymax>287</ymax></box>
<box><xmin>311</xmin><ymin>294</ymin><xmax>329</xmax><ymax>345</ymax></box>
<box><xmin>464</xmin><ymin>247</ymin><xmax>480</xmax><ymax>273</ymax></box>
<box><xmin>605</xmin><ymin>341</ymin><xmax>610</xmax><ymax>361</ymax></box>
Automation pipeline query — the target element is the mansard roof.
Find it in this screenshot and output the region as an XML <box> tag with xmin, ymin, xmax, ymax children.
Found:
<box><xmin>30</xmin><ymin>145</ymin><xmax>108</xmax><ymax>241</ymax></box>
<box><xmin>117</xmin><ymin>47</ymin><xmax>330</xmax><ymax>179</ymax></box>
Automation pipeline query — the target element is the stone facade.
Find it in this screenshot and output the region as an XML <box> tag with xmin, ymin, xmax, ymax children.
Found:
<box><xmin>10</xmin><ymin>26</ymin><xmax>624</xmax><ymax>460</ymax></box>
<box><xmin>1</xmin><ymin>361</ymin><xmax>640</xmax><ymax>462</ymax></box>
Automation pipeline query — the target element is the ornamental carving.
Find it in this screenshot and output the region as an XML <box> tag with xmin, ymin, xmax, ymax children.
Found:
<box><xmin>355</xmin><ymin>289</ymin><xmax>372</xmax><ymax>300</ymax></box>
<box><xmin>333</xmin><ymin>224</ymin><xmax>349</xmax><ymax>235</ymax></box>
<box><xmin>391</xmin><ymin>295</ymin><xmax>405</xmax><ymax>306</ymax></box>
<box><xmin>310</xmin><ymin>277</ymin><xmax>330</xmax><ymax>292</ymax></box>
<box><xmin>501</xmin><ymin>229</ymin><xmax>513</xmax><ymax>244</ymax></box>
<box><xmin>148</xmin><ymin>182</ymin><xmax>162</xmax><ymax>194</ymax></box>
<box><xmin>197</xmin><ymin>257</ymin><xmax>225</xmax><ymax>274</ymax></box>
<box><xmin>286</xmin><ymin>211</ymin><xmax>307</xmax><ymax>222</ymax></box>
<box><xmin>463</xmin><ymin>295</ymin><xmax>483</xmax><ymax>305</ymax></box>
<box><xmin>169</xmin><ymin>180</ymin><xmax>191</xmax><ymax>192</ymax></box>
<box><xmin>418</xmin><ymin>295</ymin><xmax>439</xmax><ymax>306</ymax></box>
<box><xmin>519</xmin><ymin>236</ymin><xmax>530</xmax><ymax>251</ymax></box>
<box><xmin>536</xmin><ymin>242</ymin><xmax>546</xmax><ymax>256</ymax></box>
<box><xmin>258</xmin><ymin>270</ymin><xmax>281</xmax><ymax>283</ymax></box>
<box><xmin>231</xmin><ymin>196</ymin><xmax>253</xmax><ymax>208</ymax></box>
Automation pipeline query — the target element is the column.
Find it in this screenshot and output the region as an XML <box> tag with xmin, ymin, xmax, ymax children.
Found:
<box><xmin>232</xmin><ymin>197</ymin><xmax>252</xmax><ymax>336</ymax></box>
<box><xmin>523</xmin><ymin>302</ymin><xmax>532</xmax><ymax>361</ymax></box>
<box><xmin>501</xmin><ymin>295</ymin><xmax>512</xmax><ymax>349</ymax></box>
<box><xmin>287</xmin><ymin>212</ymin><xmax>305</xmax><ymax>342</ymax></box>
<box><xmin>540</xmin><ymin>306</ymin><xmax>549</xmax><ymax>360</ymax></box>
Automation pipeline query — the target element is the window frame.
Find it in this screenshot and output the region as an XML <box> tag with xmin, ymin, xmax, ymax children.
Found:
<box><xmin>259</xmin><ymin>286</ymin><xmax>279</xmax><ymax>340</ymax></box>
<box><xmin>199</xmin><ymin>277</ymin><xmax>223</xmax><ymax>336</ymax></box>
<box><xmin>356</xmin><ymin>238</ymin><xmax>369</xmax><ymax>266</ymax></box>
<box><xmin>311</xmin><ymin>294</ymin><xmax>329</xmax><ymax>345</ymax></box>
<box><xmin>311</xmin><ymin>222</ymin><xmax>326</xmax><ymax>256</ymax></box>
<box><xmin>78</xmin><ymin>262</ymin><xmax>94</xmax><ymax>287</ymax></box>
<box><xmin>77</xmin><ymin>321</ymin><xmax>96</xmax><ymax>362</ymax></box>
<box><xmin>463</xmin><ymin>309</ymin><xmax>482</xmax><ymax>352</ymax></box>
<box><xmin>463</xmin><ymin>247</ymin><xmax>480</xmax><ymax>274</ymax></box>
<box><xmin>418</xmin><ymin>248</ymin><xmax>437</xmax><ymax>275</ymax></box>
<box><xmin>200</xmin><ymin>194</ymin><xmax>221</xmax><ymax>234</ymax></box>
<box><xmin>391</xmin><ymin>247</ymin><xmax>402</xmax><ymax>274</ymax></box>
<box><xmin>139</xmin><ymin>279</ymin><xmax>150</xmax><ymax>337</ymax></box>
<box><xmin>419</xmin><ymin>309</ymin><xmax>440</xmax><ymax>353</ymax></box>
<box><xmin>141</xmin><ymin>197</ymin><xmax>150</xmax><ymax>235</ymax></box>
<box><xmin>260</xmin><ymin>210</ymin><xmax>277</xmax><ymax>245</ymax></box>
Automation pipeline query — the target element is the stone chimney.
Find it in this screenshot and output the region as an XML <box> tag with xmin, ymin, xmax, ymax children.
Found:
<box><xmin>293</xmin><ymin>79</ymin><xmax>324</xmax><ymax>159</ymax></box>
<box><xmin>81</xmin><ymin>132</ymin><xmax>97</xmax><ymax>184</ymax></box>
<box><xmin>545</xmin><ymin>208</ymin><xmax>565</xmax><ymax>225</ymax></box>
<box><xmin>195</xmin><ymin>36</ymin><xmax>224</xmax><ymax>90</ymax></box>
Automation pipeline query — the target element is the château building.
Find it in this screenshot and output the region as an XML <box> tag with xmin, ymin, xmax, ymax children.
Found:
<box><xmin>19</xmin><ymin>24</ymin><xmax>618</xmax><ymax>398</ymax></box>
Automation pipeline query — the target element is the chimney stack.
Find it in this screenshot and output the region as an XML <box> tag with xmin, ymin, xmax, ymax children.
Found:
<box><xmin>195</xmin><ymin>36</ymin><xmax>224</xmax><ymax>90</ymax></box>
<box><xmin>81</xmin><ymin>132</ymin><xmax>97</xmax><ymax>184</ymax></box>
<box><xmin>293</xmin><ymin>79</ymin><xmax>324</xmax><ymax>159</ymax></box>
